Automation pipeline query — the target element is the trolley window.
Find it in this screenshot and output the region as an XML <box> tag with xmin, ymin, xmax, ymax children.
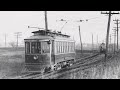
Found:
<box><xmin>41</xmin><ymin>42</ymin><xmax>50</xmax><ymax>53</ymax></box>
<box><xmin>29</xmin><ymin>41</ymin><xmax>51</xmax><ymax>54</ymax></box>
<box><xmin>25</xmin><ymin>42</ymin><xmax>30</xmax><ymax>54</ymax></box>
<box><xmin>68</xmin><ymin>42</ymin><xmax>70</xmax><ymax>53</ymax></box>
<box><xmin>71</xmin><ymin>42</ymin><xmax>73</xmax><ymax>52</ymax></box>
<box><xmin>63</xmin><ymin>42</ymin><xmax>65</xmax><ymax>53</ymax></box>
<box><xmin>66</xmin><ymin>42</ymin><xmax>68</xmax><ymax>53</ymax></box>
<box><xmin>56</xmin><ymin>41</ymin><xmax>59</xmax><ymax>54</ymax></box>
<box><xmin>73</xmin><ymin>42</ymin><xmax>75</xmax><ymax>52</ymax></box>
<box><xmin>60</xmin><ymin>42</ymin><xmax>62</xmax><ymax>53</ymax></box>
<box><xmin>31</xmin><ymin>42</ymin><xmax>41</xmax><ymax>54</ymax></box>
<box><xmin>61</xmin><ymin>42</ymin><xmax>63</xmax><ymax>53</ymax></box>
<box><xmin>65</xmin><ymin>42</ymin><xmax>67</xmax><ymax>53</ymax></box>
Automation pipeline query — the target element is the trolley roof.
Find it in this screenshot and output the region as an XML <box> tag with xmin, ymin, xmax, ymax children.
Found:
<box><xmin>24</xmin><ymin>30</ymin><xmax>74</xmax><ymax>42</ymax></box>
<box><xmin>32</xmin><ymin>30</ymin><xmax>70</xmax><ymax>38</ymax></box>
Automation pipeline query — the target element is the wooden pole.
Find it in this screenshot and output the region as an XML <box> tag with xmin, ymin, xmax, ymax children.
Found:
<box><xmin>92</xmin><ymin>33</ymin><xmax>94</xmax><ymax>52</ymax></box>
<box><xmin>101</xmin><ymin>11</ymin><xmax>119</xmax><ymax>60</ymax></box>
<box><xmin>105</xmin><ymin>11</ymin><xmax>111</xmax><ymax>59</ymax></box>
<box><xmin>14</xmin><ymin>32</ymin><xmax>22</xmax><ymax>48</ymax></box>
<box><xmin>113</xmin><ymin>19</ymin><xmax>120</xmax><ymax>51</ymax></box>
<box><xmin>5</xmin><ymin>34</ymin><xmax>6</xmax><ymax>47</ymax></box>
<box><xmin>114</xmin><ymin>30</ymin><xmax>116</xmax><ymax>54</ymax></box>
<box><xmin>79</xmin><ymin>26</ymin><xmax>83</xmax><ymax>53</ymax></box>
<box><xmin>109</xmin><ymin>34</ymin><xmax>111</xmax><ymax>52</ymax></box>
<box><xmin>97</xmin><ymin>35</ymin><xmax>98</xmax><ymax>50</ymax></box>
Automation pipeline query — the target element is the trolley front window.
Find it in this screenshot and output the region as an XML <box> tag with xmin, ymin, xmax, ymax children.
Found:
<box><xmin>25</xmin><ymin>41</ymin><xmax>50</xmax><ymax>54</ymax></box>
<box><xmin>25</xmin><ymin>42</ymin><xmax>30</xmax><ymax>54</ymax></box>
<box><xmin>31</xmin><ymin>42</ymin><xmax>41</xmax><ymax>54</ymax></box>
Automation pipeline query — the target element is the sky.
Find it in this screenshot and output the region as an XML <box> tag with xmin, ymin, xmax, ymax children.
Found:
<box><xmin>0</xmin><ymin>11</ymin><xmax>120</xmax><ymax>47</ymax></box>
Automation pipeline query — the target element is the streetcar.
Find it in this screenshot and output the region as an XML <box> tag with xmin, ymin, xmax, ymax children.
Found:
<box><xmin>24</xmin><ymin>29</ymin><xmax>76</xmax><ymax>72</ymax></box>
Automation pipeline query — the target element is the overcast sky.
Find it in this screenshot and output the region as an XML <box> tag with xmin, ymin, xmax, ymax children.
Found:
<box><xmin>0</xmin><ymin>11</ymin><xmax>120</xmax><ymax>47</ymax></box>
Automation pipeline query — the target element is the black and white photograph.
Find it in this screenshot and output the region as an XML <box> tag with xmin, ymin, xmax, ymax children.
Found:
<box><xmin>0</xmin><ymin>11</ymin><xmax>120</xmax><ymax>79</ymax></box>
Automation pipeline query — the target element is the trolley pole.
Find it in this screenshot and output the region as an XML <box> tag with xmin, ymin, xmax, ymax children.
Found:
<box><xmin>44</xmin><ymin>11</ymin><xmax>52</xmax><ymax>68</ymax></box>
<box><xmin>79</xmin><ymin>26</ymin><xmax>83</xmax><ymax>54</ymax></box>
<box><xmin>101</xmin><ymin>11</ymin><xmax>119</xmax><ymax>60</ymax></box>
<box><xmin>44</xmin><ymin>11</ymin><xmax>48</xmax><ymax>31</ymax></box>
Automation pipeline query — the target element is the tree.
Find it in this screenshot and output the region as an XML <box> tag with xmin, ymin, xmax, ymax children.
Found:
<box><xmin>9</xmin><ymin>42</ymin><xmax>16</xmax><ymax>48</ymax></box>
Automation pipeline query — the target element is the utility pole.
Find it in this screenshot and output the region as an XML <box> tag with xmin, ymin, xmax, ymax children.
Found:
<box><xmin>109</xmin><ymin>34</ymin><xmax>111</xmax><ymax>46</ymax></box>
<box><xmin>113</xmin><ymin>29</ymin><xmax>117</xmax><ymax>54</ymax></box>
<box><xmin>14</xmin><ymin>32</ymin><xmax>22</xmax><ymax>48</ymax></box>
<box><xmin>101</xmin><ymin>11</ymin><xmax>119</xmax><ymax>60</ymax></box>
<box><xmin>97</xmin><ymin>35</ymin><xmax>98</xmax><ymax>50</ymax></box>
<box><xmin>44</xmin><ymin>11</ymin><xmax>48</xmax><ymax>31</ymax></box>
<box><xmin>4</xmin><ymin>34</ymin><xmax>7</xmax><ymax>47</ymax></box>
<box><xmin>113</xmin><ymin>19</ymin><xmax>120</xmax><ymax>51</ymax></box>
<box><xmin>75</xmin><ymin>19</ymin><xmax>86</xmax><ymax>53</ymax></box>
<box><xmin>79</xmin><ymin>26</ymin><xmax>83</xmax><ymax>54</ymax></box>
<box><xmin>109</xmin><ymin>34</ymin><xmax>112</xmax><ymax>52</ymax></box>
<box><xmin>92</xmin><ymin>33</ymin><xmax>94</xmax><ymax>52</ymax></box>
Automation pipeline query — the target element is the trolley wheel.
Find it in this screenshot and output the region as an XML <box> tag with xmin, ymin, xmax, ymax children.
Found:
<box><xmin>44</xmin><ymin>66</ymin><xmax>51</xmax><ymax>73</ymax></box>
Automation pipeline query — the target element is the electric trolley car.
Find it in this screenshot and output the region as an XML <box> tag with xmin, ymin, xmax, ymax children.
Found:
<box><xmin>24</xmin><ymin>30</ymin><xmax>76</xmax><ymax>72</ymax></box>
<box><xmin>99</xmin><ymin>43</ymin><xmax>106</xmax><ymax>54</ymax></box>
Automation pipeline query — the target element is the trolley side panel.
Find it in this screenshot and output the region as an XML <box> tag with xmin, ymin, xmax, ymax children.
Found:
<box><xmin>25</xmin><ymin>54</ymin><xmax>50</xmax><ymax>71</ymax></box>
<box><xmin>54</xmin><ymin>53</ymin><xmax>75</xmax><ymax>64</ymax></box>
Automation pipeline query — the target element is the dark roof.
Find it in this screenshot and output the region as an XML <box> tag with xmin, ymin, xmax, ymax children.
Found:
<box><xmin>32</xmin><ymin>30</ymin><xmax>70</xmax><ymax>38</ymax></box>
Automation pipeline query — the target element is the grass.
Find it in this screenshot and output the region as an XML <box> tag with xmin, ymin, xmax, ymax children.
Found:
<box><xmin>0</xmin><ymin>48</ymin><xmax>25</xmax><ymax>79</ymax></box>
<box><xmin>57</xmin><ymin>54</ymin><xmax>120</xmax><ymax>79</ymax></box>
<box><xmin>0</xmin><ymin>49</ymin><xmax>93</xmax><ymax>79</ymax></box>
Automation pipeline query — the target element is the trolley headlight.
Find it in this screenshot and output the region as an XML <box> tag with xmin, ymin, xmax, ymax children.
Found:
<box><xmin>33</xmin><ymin>55</ymin><xmax>39</xmax><ymax>60</ymax></box>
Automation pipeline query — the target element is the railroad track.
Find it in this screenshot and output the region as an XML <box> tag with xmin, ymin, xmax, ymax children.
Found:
<box><xmin>38</xmin><ymin>53</ymin><xmax>115</xmax><ymax>79</ymax></box>
<box><xmin>10</xmin><ymin>52</ymin><xmax>116</xmax><ymax>79</ymax></box>
<box><xmin>36</xmin><ymin>54</ymin><xmax>103</xmax><ymax>79</ymax></box>
<box><xmin>11</xmin><ymin>53</ymin><xmax>100</xmax><ymax>79</ymax></box>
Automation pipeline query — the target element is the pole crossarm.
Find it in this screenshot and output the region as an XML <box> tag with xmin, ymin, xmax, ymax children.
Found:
<box><xmin>101</xmin><ymin>12</ymin><xmax>120</xmax><ymax>14</ymax></box>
